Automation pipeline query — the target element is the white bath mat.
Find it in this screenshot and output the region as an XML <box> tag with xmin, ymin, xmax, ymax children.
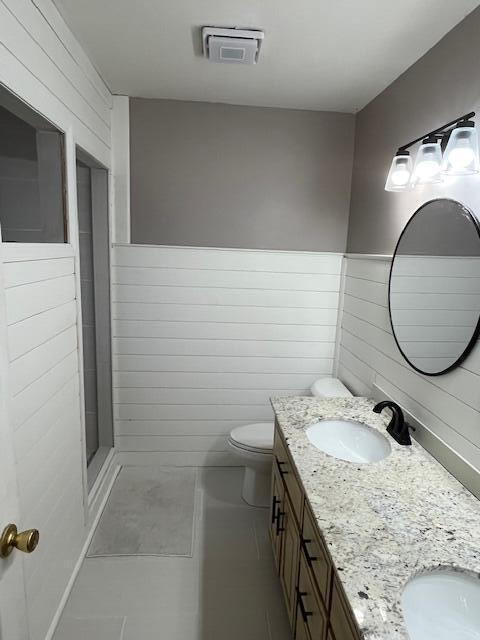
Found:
<box><xmin>88</xmin><ymin>466</ymin><xmax>197</xmax><ymax>557</ymax></box>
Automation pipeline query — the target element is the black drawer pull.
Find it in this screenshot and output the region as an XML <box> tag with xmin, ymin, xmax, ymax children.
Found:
<box><xmin>271</xmin><ymin>496</ymin><xmax>280</xmax><ymax>524</ymax></box>
<box><xmin>276</xmin><ymin>510</ymin><xmax>285</xmax><ymax>535</ymax></box>
<box><xmin>301</xmin><ymin>536</ymin><xmax>318</xmax><ymax>566</ymax></box>
<box><xmin>277</xmin><ymin>459</ymin><xmax>289</xmax><ymax>476</ymax></box>
<box><xmin>296</xmin><ymin>588</ymin><xmax>313</xmax><ymax>622</ymax></box>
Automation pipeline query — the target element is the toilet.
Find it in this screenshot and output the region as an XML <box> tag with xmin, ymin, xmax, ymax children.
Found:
<box><xmin>228</xmin><ymin>377</ymin><xmax>353</xmax><ymax>506</ymax></box>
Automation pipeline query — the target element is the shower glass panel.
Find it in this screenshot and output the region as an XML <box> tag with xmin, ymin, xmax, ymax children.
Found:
<box><xmin>76</xmin><ymin>150</ymin><xmax>113</xmax><ymax>487</ymax></box>
<box><xmin>77</xmin><ymin>160</ymin><xmax>98</xmax><ymax>464</ymax></box>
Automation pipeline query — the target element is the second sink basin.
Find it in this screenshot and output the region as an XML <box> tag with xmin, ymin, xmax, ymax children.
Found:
<box><xmin>402</xmin><ymin>570</ymin><xmax>480</xmax><ymax>640</ymax></box>
<box><xmin>305</xmin><ymin>419</ymin><xmax>391</xmax><ymax>463</ymax></box>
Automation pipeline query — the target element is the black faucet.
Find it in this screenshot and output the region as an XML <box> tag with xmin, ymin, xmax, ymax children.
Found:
<box><xmin>372</xmin><ymin>400</ymin><xmax>412</xmax><ymax>446</ymax></box>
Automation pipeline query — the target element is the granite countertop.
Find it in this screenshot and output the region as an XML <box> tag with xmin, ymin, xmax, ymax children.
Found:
<box><xmin>270</xmin><ymin>396</ymin><xmax>480</xmax><ymax>640</ymax></box>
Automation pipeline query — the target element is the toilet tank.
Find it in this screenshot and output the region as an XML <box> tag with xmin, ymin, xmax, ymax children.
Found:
<box><xmin>310</xmin><ymin>377</ymin><xmax>352</xmax><ymax>398</ymax></box>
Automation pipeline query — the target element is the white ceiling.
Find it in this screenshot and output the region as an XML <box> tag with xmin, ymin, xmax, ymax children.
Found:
<box><xmin>54</xmin><ymin>0</ymin><xmax>479</xmax><ymax>113</ymax></box>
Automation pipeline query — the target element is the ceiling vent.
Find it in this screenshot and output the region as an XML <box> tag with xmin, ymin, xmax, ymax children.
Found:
<box><xmin>202</xmin><ymin>27</ymin><xmax>264</xmax><ymax>65</ymax></box>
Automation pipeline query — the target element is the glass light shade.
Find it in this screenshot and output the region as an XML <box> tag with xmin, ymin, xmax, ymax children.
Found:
<box><xmin>442</xmin><ymin>125</ymin><xmax>480</xmax><ymax>175</ymax></box>
<box><xmin>385</xmin><ymin>153</ymin><xmax>413</xmax><ymax>191</ymax></box>
<box><xmin>411</xmin><ymin>140</ymin><xmax>443</xmax><ymax>185</ymax></box>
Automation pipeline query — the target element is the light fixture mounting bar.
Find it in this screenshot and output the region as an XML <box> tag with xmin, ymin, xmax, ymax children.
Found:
<box><xmin>398</xmin><ymin>111</ymin><xmax>475</xmax><ymax>152</ymax></box>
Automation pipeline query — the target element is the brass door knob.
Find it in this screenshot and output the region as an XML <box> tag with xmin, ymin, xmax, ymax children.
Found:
<box><xmin>0</xmin><ymin>524</ymin><xmax>39</xmax><ymax>558</ymax></box>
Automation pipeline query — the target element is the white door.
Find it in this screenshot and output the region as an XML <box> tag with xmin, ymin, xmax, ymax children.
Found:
<box><xmin>0</xmin><ymin>242</ymin><xmax>30</xmax><ymax>639</ymax></box>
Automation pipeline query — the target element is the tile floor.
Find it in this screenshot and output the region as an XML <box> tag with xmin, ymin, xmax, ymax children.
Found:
<box><xmin>54</xmin><ymin>467</ymin><xmax>291</xmax><ymax>640</ymax></box>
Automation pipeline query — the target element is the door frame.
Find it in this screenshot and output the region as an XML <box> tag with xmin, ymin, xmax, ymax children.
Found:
<box><xmin>74</xmin><ymin>143</ymin><xmax>114</xmax><ymax>497</ymax></box>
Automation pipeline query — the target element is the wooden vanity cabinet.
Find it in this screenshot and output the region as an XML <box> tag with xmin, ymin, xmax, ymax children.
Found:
<box><xmin>271</xmin><ymin>421</ymin><xmax>361</xmax><ymax>640</ymax></box>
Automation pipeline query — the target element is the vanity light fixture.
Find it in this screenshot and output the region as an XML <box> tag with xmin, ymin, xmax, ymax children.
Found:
<box><xmin>385</xmin><ymin>151</ymin><xmax>413</xmax><ymax>191</ymax></box>
<box><xmin>385</xmin><ymin>111</ymin><xmax>479</xmax><ymax>191</ymax></box>
<box><xmin>411</xmin><ymin>136</ymin><xmax>443</xmax><ymax>185</ymax></box>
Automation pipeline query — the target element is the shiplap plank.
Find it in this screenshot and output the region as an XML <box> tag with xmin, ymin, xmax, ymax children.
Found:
<box><xmin>344</xmin><ymin>275</ymin><xmax>387</xmax><ymax>307</ymax></box>
<box><xmin>114</xmin><ymin>387</ymin><xmax>304</xmax><ymax>406</ymax></box>
<box><xmin>337</xmin><ymin>362</ymin><xmax>371</xmax><ymax>397</ymax></box>
<box><xmin>113</xmin><ymin>320</ymin><xmax>335</xmax><ymax>342</ymax></box>
<box><xmin>114</xmin><ymin>371</ymin><xmax>318</xmax><ymax>389</ymax></box>
<box><xmin>2</xmin><ymin>243</ymin><xmax>74</xmax><ymax>262</ymax></box>
<box><xmin>114</xmin><ymin>354</ymin><xmax>333</xmax><ymax>375</ymax></box>
<box><xmin>113</xmin><ymin>302</ymin><xmax>338</xmax><ymax>325</ymax></box>
<box><xmin>113</xmin><ymin>284</ymin><xmax>339</xmax><ymax>308</ymax></box>
<box><xmin>14</xmin><ymin>376</ymin><xmax>79</xmax><ymax>462</ymax></box>
<box><xmin>11</xmin><ymin>351</ymin><xmax>78</xmax><ymax>429</ymax></box>
<box><xmin>8</xmin><ymin>301</ymin><xmax>76</xmax><ymax>361</ymax></box>
<box><xmin>3</xmin><ymin>0</ymin><xmax>110</xmax><ymax>123</ymax></box>
<box><xmin>112</xmin><ymin>266</ymin><xmax>340</xmax><ymax>291</ymax></box>
<box><xmin>17</xmin><ymin>401</ymin><xmax>79</xmax><ymax>510</ymax></box>
<box><xmin>344</xmin><ymin>258</ymin><xmax>390</xmax><ymax>283</ymax></box>
<box><xmin>113</xmin><ymin>337</ymin><xmax>336</xmax><ymax>358</ymax></box>
<box><xmin>115</xmin><ymin>404</ymin><xmax>275</xmax><ymax>421</ymax></box>
<box><xmin>392</xmin><ymin>275</ymin><xmax>480</xmax><ymax>294</ymax></box>
<box><xmin>6</xmin><ymin>275</ymin><xmax>75</xmax><ymax>325</ymax></box>
<box><xmin>0</xmin><ymin>43</ymin><xmax>110</xmax><ymax>166</ymax></box>
<box><xmin>115</xmin><ymin>435</ymin><xmax>228</xmax><ymax>452</ymax></box>
<box><xmin>4</xmin><ymin>257</ymin><xmax>74</xmax><ymax>288</ymax></box>
<box><xmin>113</xmin><ymin>245</ymin><xmax>343</xmax><ymax>273</ymax></box>
<box><xmin>115</xmin><ymin>419</ymin><xmax>248</xmax><ymax>437</ymax></box>
<box><xmin>116</xmin><ymin>451</ymin><xmax>238</xmax><ymax>467</ymax></box>
<box><xmin>343</xmin><ymin>294</ymin><xmax>390</xmax><ymax>331</ymax></box>
<box><xmin>10</xmin><ymin>325</ymin><xmax>77</xmax><ymax>396</ymax></box>
<box><xmin>0</xmin><ymin>4</ymin><xmax>109</xmax><ymax>145</ymax></box>
<box><xmin>31</xmin><ymin>0</ymin><xmax>112</xmax><ymax>107</ymax></box>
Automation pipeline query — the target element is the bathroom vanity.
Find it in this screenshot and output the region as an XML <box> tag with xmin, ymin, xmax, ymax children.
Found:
<box><xmin>269</xmin><ymin>396</ymin><xmax>480</xmax><ymax>640</ymax></box>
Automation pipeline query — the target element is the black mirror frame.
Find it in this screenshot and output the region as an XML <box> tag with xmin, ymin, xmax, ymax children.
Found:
<box><xmin>388</xmin><ymin>198</ymin><xmax>480</xmax><ymax>376</ymax></box>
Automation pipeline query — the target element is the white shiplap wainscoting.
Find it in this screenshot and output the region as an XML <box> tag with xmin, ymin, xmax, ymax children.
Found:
<box><xmin>112</xmin><ymin>244</ymin><xmax>343</xmax><ymax>465</ymax></box>
<box><xmin>337</xmin><ymin>255</ymin><xmax>480</xmax><ymax>474</ymax></box>
<box><xmin>4</xmin><ymin>244</ymin><xmax>84</xmax><ymax>640</ymax></box>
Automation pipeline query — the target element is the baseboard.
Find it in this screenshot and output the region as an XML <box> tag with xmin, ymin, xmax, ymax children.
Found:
<box><xmin>44</xmin><ymin>456</ymin><xmax>121</xmax><ymax>640</ymax></box>
<box><xmin>115</xmin><ymin>450</ymin><xmax>241</xmax><ymax>467</ymax></box>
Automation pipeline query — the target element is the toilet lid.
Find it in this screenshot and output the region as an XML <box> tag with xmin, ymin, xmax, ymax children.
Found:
<box><xmin>230</xmin><ymin>422</ymin><xmax>274</xmax><ymax>453</ymax></box>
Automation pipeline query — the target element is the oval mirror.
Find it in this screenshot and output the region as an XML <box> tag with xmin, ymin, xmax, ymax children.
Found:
<box><xmin>389</xmin><ymin>199</ymin><xmax>480</xmax><ymax>375</ymax></box>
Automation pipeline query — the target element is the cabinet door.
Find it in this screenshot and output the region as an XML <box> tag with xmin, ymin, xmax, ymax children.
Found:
<box><xmin>295</xmin><ymin>610</ymin><xmax>311</xmax><ymax>640</ymax></box>
<box><xmin>297</xmin><ymin>554</ymin><xmax>327</xmax><ymax>640</ymax></box>
<box><xmin>279</xmin><ymin>493</ymin><xmax>300</xmax><ymax>624</ymax></box>
<box><xmin>269</xmin><ymin>460</ymin><xmax>284</xmax><ymax>570</ymax></box>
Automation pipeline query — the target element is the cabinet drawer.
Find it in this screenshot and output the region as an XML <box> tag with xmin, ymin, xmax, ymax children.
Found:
<box><xmin>330</xmin><ymin>577</ymin><xmax>360</xmax><ymax>640</ymax></box>
<box><xmin>273</xmin><ymin>426</ymin><xmax>303</xmax><ymax>523</ymax></box>
<box><xmin>297</xmin><ymin>554</ymin><xmax>327</xmax><ymax>640</ymax></box>
<box><xmin>302</xmin><ymin>501</ymin><xmax>332</xmax><ymax>606</ymax></box>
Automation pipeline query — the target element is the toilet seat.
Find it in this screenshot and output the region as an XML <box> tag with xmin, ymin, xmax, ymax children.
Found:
<box><xmin>228</xmin><ymin>422</ymin><xmax>274</xmax><ymax>454</ymax></box>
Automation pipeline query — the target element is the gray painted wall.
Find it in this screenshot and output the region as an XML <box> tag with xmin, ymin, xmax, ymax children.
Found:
<box><xmin>130</xmin><ymin>99</ymin><xmax>355</xmax><ymax>251</ymax></box>
<box><xmin>347</xmin><ymin>6</ymin><xmax>480</xmax><ymax>255</ymax></box>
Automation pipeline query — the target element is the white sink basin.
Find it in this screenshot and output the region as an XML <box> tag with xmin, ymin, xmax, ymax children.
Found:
<box><xmin>305</xmin><ymin>419</ymin><xmax>391</xmax><ymax>463</ymax></box>
<box><xmin>402</xmin><ymin>570</ymin><xmax>480</xmax><ymax>640</ymax></box>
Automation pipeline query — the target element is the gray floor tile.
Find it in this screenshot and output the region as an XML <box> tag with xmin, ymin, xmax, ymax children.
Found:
<box><xmin>122</xmin><ymin>614</ymin><xmax>202</xmax><ymax>640</ymax></box>
<box><xmin>56</xmin><ymin>467</ymin><xmax>290</xmax><ymax>640</ymax></box>
<box><xmin>53</xmin><ymin>615</ymin><xmax>125</xmax><ymax>640</ymax></box>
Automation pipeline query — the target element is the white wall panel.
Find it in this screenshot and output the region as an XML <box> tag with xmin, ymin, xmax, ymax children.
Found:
<box><xmin>113</xmin><ymin>245</ymin><xmax>343</xmax><ymax>458</ymax></box>
<box><xmin>337</xmin><ymin>256</ymin><xmax>480</xmax><ymax>474</ymax></box>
